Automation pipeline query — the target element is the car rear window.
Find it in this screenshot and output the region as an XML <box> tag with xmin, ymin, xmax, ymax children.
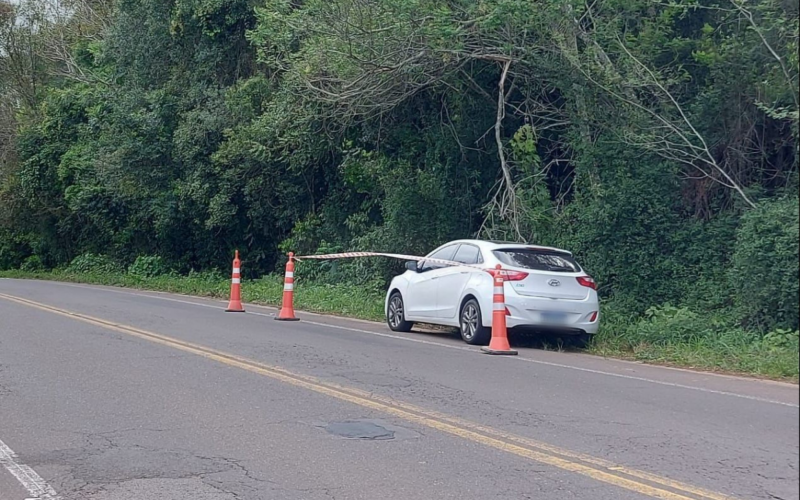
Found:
<box><xmin>493</xmin><ymin>249</ymin><xmax>581</xmax><ymax>273</ymax></box>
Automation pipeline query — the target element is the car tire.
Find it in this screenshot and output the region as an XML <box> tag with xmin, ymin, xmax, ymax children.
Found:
<box><xmin>459</xmin><ymin>298</ymin><xmax>491</xmax><ymax>345</ymax></box>
<box><xmin>387</xmin><ymin>292</ymin><xmax>413</xmax><ymax>332</ymax></box>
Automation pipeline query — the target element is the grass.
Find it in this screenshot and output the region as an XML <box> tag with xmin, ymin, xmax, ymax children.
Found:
<box><xmin>589</xmin><ymin>331</ymin><xmax>799</xmax><ymax>383</ymax></box>
<box><xmin>589</xmin><ymin>305</ymin><xmax>799</xmax><ymax>382</ymax></box>
<box><xmin>1</xmin><ymin>270</ymin><xmax>796</xmax><ymax>382</ymax></box>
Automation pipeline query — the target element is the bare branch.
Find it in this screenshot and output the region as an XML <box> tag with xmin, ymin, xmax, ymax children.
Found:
<box><xmin>729</xmin><ymin>0</ymin><xmax>799</xmax><ymax>109</ymax></box>
<box><xmin>495</xmin><ymin>59</ymin><xmax>514</xmax><ymax>195</ymax></box>
<box><xmin>615</xmin><ymin>38</ymin><xmax>756</xmax><ymax>207</ymax></box>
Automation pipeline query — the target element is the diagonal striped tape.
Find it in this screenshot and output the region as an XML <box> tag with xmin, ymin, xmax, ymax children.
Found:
<box><xmin>293</xmin><ymin>251</ymin><xmax>519</xmax><ymax>277</ymax></box>
<box><xmin>293</xmin><ymin>251</ymin><xmax>482</xmax><ymax>271</ymax></box>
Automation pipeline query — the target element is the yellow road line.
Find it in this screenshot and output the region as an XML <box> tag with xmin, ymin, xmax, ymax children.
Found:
<box><xmin>0</xmin><ymin>292</ymin><xmax>740</xmax><ymax>500</ymax></box>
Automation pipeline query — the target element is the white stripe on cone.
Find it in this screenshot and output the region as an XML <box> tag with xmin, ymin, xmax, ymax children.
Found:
<box><xmin>284</xmin><ymin>283</ymin><xmax>294</xmax><ymax>291</ymax></box>
<box><xmin>493</xmin><ymin>303</ymin><xmax>506</xmax><ymax>310</ymax></box>
<box><xmin>233</xmin><ymin>267</ymin><xmax>240</xmax><ymax>273</ymax></box>
<box><xmin>232</xmin><ymin>278</ymin><xmax>241</xmax><ymax>284</ymax></box>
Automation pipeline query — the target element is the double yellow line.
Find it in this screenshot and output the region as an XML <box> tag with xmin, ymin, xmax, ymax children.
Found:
<box><xmin>0</xmin><ymin>292</ymin><xmax>739</xmax><ymax>500</ymax></box>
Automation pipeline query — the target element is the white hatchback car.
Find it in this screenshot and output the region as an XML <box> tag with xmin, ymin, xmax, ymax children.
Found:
<box><xmin>385</xmin><ymin>240</ymin><xmax>599</xmax><ymax>346</ymax></box>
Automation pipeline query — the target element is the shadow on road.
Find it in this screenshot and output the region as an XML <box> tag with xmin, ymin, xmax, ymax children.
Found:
<box><xmin>409</xmin><ymin>325</ymin><xmax>586</xmax><ymax>353</ymax></box>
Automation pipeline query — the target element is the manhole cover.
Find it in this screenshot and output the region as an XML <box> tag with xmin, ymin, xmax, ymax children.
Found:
<box><xmin>325</xmin><ymin>421</ymin><xmax>395</xmax><ymax>440</ymax></box>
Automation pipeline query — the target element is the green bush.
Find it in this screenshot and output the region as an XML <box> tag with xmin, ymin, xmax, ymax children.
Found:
<box><xmin>729</xmin><ymin>197</ymin><xmax>799</xmax><ymax>332</ymax></box>
<box><xmin>0</xmin><ymin>231</ymin><xmax>31</xmax><ymax>271</ymax></box>
<box><xmin>762</xmin><ymin>328</ymin><xmax>799</xmax><ymax>351</ymax></box>
<box><xmin>66</xmin><ymin>253</ymin><xmax>123</xmax><ymax>274</ymax></box>
<box><xmin>19</xmin><ymin>255</ymin><xmax>45</xmax><ymax>272</ymax></box>
<box><xmin>128</xmin><ymin>255</ymin><xmax>170</xmax><ymax>278</ymax></box>
<box><xmin>626</xmin><ymin>305</ymin><xmax>715</xmax><ymax>345</ymax></box>
<box><xmin>551</xmin><ymin>152</ymin><xmax>684</xmax><ymax>313</ymax></box>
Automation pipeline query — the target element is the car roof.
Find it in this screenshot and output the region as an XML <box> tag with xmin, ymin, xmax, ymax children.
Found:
<box><xmin>439</xmin><ymin>239</ymin><xmax>573</xmax><ymax>256</ymax></box>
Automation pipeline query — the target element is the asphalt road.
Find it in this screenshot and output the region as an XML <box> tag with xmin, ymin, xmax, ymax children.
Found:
<box><xmin>0</xmin><ymin>279</ymin><xmax>797</xmax><ymax>500</ymax></box>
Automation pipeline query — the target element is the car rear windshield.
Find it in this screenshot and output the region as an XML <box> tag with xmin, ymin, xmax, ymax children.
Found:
<box><xmin>493</xmin><ymin>249</ymin><xmax>581</xmax><ymax>273</ymax></box>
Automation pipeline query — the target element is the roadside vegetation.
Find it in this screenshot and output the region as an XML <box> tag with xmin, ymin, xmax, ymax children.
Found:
<box><xmin>1</xmin><ymin>1</ymin><xmax>798</xmax><ymax>381</ymax></box>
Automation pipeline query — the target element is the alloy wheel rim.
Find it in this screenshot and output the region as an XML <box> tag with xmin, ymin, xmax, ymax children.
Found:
<box><xmin>389</xmin><ymin>297</ymin><xmax>403</xmax><ymax>328</ymax></box>
<box><xmin>461</xmin><ymin>304</ymin><xmax>478</xmax><ymax>339</ymax></box>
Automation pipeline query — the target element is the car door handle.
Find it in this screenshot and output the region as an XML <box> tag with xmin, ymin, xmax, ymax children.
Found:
<box><xmin>431</xmin><ymin>276</ymin><xmax>440</xmax><ymax>280</ymax></box>
<box><xmin>459</xmin><ymin>271</ymin><xmax>469</xmax><ymax>274</ymax></box>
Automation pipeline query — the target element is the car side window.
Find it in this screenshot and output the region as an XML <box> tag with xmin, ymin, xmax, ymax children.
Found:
<box><xmin>419</xmin><ymin>245</ymin><xmax>459</xmax><ymax>272</ymax></box>
<box><xmin>454</xmin><ymin>244</ymin><xmax>481</xmax><ymax>265</ymax></box>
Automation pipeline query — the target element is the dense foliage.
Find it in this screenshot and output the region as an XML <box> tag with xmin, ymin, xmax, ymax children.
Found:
<box><xmin>1</xmin><ymin>0</ymin><xmax>798</xmax><ymax>339</ymax></box>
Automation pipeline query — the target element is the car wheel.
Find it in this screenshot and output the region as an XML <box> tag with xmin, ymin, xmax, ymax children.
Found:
<box><xmin>460</xmin><ymin>299</ymin><xmax>491</xmax><ymax>345</ymax></box>
<box><xmin>387</xmin><ymin>292</ymin><xmax>413</xmax><ymax>332</ymax></box>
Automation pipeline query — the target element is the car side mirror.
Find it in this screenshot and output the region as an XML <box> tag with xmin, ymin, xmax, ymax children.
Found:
<box><xmin>405</xmin><ymin>261</ymin><xmax>418</xmax><ymax>272</ymax></box>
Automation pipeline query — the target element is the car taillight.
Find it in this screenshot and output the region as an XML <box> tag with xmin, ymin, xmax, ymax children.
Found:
<box><xmin>577</xmin><ymin>276</ymin><xmax>596</xmax><ymax>290</ymax></box>
<box><xmin>486</xmin><ymin>269</ymin><xmax>529</xmax><ymax>281</ymax></box>
<box><xmin>502</xmin><ymin>271</ymin><xmax>529</xmax><ymax>281</ymax></box>
<box><xmin>589</xmin><ymin>311</ymin><xmax>598</xmax><ymax>322</ymax></box>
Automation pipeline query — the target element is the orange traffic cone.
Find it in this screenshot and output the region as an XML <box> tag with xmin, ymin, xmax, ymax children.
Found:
<box><xmin>225</xmin><ymin>250</ymin><xmax>245</xmax><ymax>312</ymax></box>
<box><xmin>481</xmin><ymin>264</ymin><xmax>518</xmax><ymax>355</ymax></box>
<box><xmin>275</xmin><ymin>252</ymin><xmax>299</xmax><ymax>321</ymax></box>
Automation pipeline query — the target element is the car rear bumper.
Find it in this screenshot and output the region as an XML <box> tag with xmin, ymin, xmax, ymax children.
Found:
<box><xmin>501</xmin><ymin>293</ymin><xmax>600</xmax><ymax>334</ymax></box>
